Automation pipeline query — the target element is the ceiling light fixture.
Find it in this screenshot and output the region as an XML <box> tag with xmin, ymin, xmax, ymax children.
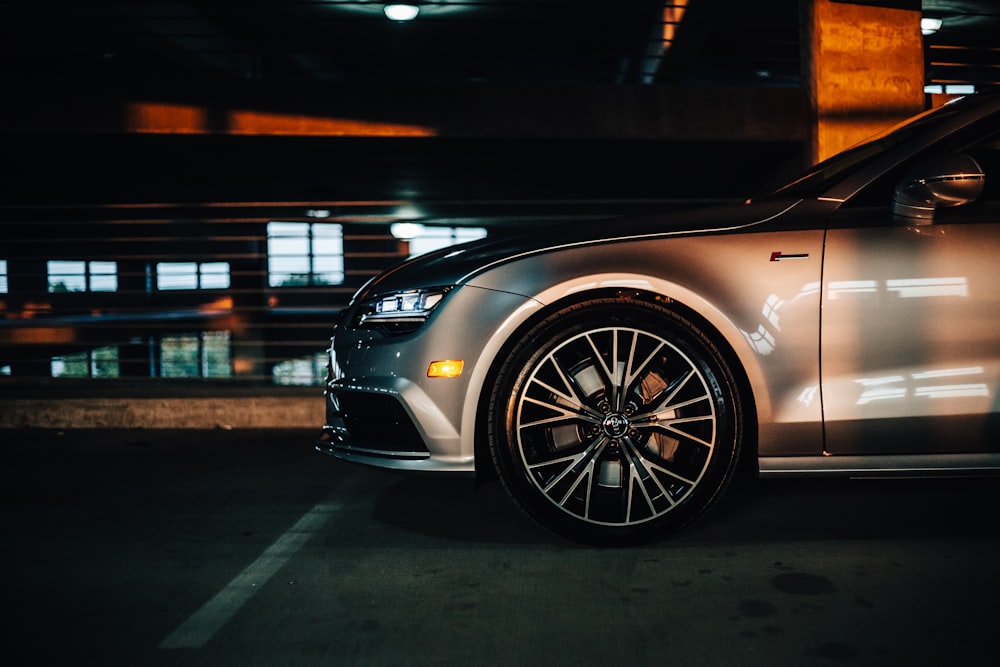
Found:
<box><xmin>384</xmin><ymin>4</ymin><xmax>419</xmax><ymax>22</ymax></box>
<box><xmin>390</xmin><ymin>222</ymin><xmax>425</xmax><ymax>240</ymax></box>
<box><xmin>921</xmin><ymin>17</ymin><xmax>943</xmax><ymax>35</ymax></box>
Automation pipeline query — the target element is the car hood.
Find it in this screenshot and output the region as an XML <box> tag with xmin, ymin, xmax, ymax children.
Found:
<box><xmin>359</xmin><ymin>198</ymin><xmax>802</xmax><ymax>298</ymax></box>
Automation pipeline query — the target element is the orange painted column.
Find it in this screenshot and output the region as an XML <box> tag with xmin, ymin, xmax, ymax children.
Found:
<box><xmin>800</xmin><ymin>0</ymin><xmax>926</xmax><ymax>163</ymax></box>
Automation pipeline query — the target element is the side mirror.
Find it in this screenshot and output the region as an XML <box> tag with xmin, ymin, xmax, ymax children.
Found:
<box><xmin>892</xmin><ymin>153</ymin><xmax>985</xmax><ymax>223</ymax></box>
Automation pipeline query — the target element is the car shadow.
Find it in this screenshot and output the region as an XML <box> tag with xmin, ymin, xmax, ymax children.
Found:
<box><xmin>679</xmin><ymin>473</ymin><xmax>1000</xmax><ymax>544</ymax></box>
<box><xmin>371</xmin><ymin>475</ymin><xmax>564</xmax><ymax>545</ymax></box>
<box><xmin>372</xmin><ymin>471</ymin><xmax>1000</xmax><ymax>546</ymax></box>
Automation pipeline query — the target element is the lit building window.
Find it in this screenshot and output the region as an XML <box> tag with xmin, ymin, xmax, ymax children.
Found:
<box><xmin>272</xmin><ymin>352</ymin><xmax>327</xmax><ymax>386</ymax></box>
<box><xmin>0</xmin><ymin>260</ymin><xmax>7</xmax><ymax>293</ymax></box>
<box><xmin>47</xmin><ymin>260</ymin><xmax>118</xmax><ymax>293</ymax></box>
<box><xmin>160</xmin><ymin>331</ymin><xmax>232</xmax><ymax>378</ymax></box>
<box><xmin>407</xmin><ymin>227</ymin><xmax>487</xmax><ymax>258</ymax></box>
<box><xmin>156</xmin><ymin>262</ymin><xmax>231</xmax><ymax>290</ymax></box>
<box><xmin>267</xmin><ymin>222</ymin><xmax>344</xmax><ymax>287</ymax></box>
<box><xmin>51</xmin><ymin>346</ymin><xmax>120</xmax><ymax>378</ymax></box>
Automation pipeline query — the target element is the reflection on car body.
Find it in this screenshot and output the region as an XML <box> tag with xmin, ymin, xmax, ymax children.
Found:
<box><xmin>318</xmin><ymin>90</ymin><xmax>1000</xmax><ymax>545</ymax></box>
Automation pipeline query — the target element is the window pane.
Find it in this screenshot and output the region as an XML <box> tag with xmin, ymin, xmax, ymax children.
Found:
<box><xmin>312</xmin><ymin>237</ymin><xmax>343</xmax><ymax>254</ymax></box>
<box><xmin>203</xmin><ymin>331</ymin><xmax>232</xmax><ymax>377</ymax></box>
<box><xmin>267</xmin><ymin>221</ymin><xmax>308</xmax><ymax>238</ymax></box>
<box><xmin>272</xmin><ymin>352</ymin><xmax>326</xmax><ymax>385</ymax></box>
<box><xmin>268</xmin><ymin>256</ymin><xmax>312</xmax><ymax>286</ymax></box>
<box><xmin>200</xmin><ymin>263</ymin><xmax>230</xmax><ymax>289</ymax></box>
<box><xmin>268</xmin><ymin>221</ymin><xmax>311</xmax><ymax>287</ymax></box>
<box><xmin>311</xmin><ymin>223</ymin><xmax>342</xmax><ymax>238</ymax></box>
<box><xmin>89</xmin><ymin>261</ymin><xmax>118</xmax><ymax>292</ymax></box>
<box><xmin>0</xmin><ymin>259</ymin><xmax>7</xmax><ymax>294</ymax></box>
<box><xmin>48</xmin><ymin>261</ymin><xmax>86</xmax><ymax>292</ymax></box>
<box><xmin>157</xmin><ymin>262</ymin><xmax>198</xmax><ymax>290</ymax></box>
<box><xmin>270</xmin><ymin>236</ymin><xmax>310</xmax><ymax>256</ymax></box>
<box><xmin>48</xmin><ymin>260</ymin><xmax>84</xmax><ymax>274</ymax></box>
<box><xmin>161</xmin><ymin>334</ymin><xmax>200</xmax><ymax>377</ymax></box>
<box><xmin>409</xmin><ymin>227</ymin><xmax>487</xmax><ymax>258</ymax></box>
<box><xmin>89</xmin><ymin>275</ymin><xmax>118</xmax><ymax>292</ymax></box>
<box><xmin>91</xmin><ymin>346</ymin><xmax>120</xmax><ymax>378</ymax></box>
<box><xmin>267</xmin><ymin>221</ymin><xmax>343</xmax><ymax>287</ymax></box>
<box><xmin>52</xmin><ymin>352</ymin><xmax>88</xmax><ymax>377</ymax></box>
<box><xmin>312</xmin><ymin>254</ymin><xmax>344</xmax><ymax>285</ymax></box>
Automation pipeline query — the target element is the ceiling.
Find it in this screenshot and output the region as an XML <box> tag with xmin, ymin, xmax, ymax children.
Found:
<box><xmin>1</xmin><ymin>1</ymin><xmax>999</xmax><ymax>218</ymax></box>
<box><xmin>2</xmin><ymin>0</ymin><xmax>997</xmax><ymax>89</ymax></box>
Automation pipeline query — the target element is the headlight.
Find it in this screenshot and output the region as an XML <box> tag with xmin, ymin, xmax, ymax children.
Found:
<box><xmin>355</xmin><ymin>287</ymin><xmax>452</xmax><ymax>334</ymax></box>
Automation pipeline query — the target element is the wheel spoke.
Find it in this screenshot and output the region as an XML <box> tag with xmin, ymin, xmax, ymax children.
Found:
<box><xmin>540</xmin><ymin>358</ymin><xmax>605</xmax><ymax>420</ymax></box>
<box><xmin>519</xmin><ymin>393</ymin><xmax>599</xmax><ymax>429</ymax></box>
<box><xmin>558</xmin><ymin>457</ymin><xmax>597</xmax><ymax>516</ymax></box>
<box><xmin>527</xmin><ymin>438</ymin><xmax>607</xmax><ymax>518</ymax></box>
<box><xmin>621</xmin><ymin>335</ymin><xmax>667</xmax><ymax>408</ymax></box>
<box><xmin>583</xmin><ymin>331</ymin><xmax>618</xmax><ymax>401</ymax></box>
<box><xmin>622</xmin><ymin>450</ymin><xmax>663</xmax><ymax>522</ymax></box>
<box><xmin>653</xmin><ymin>415</ymin><xmax>715</xmax><ymax>449</ymax></box>
<box><xmin>623</xmin><ymin>437</ymin><xmax>696</xmax><ymax>486</ymax></box>
<box><xmin>633</xmin><ymin>369</ymin><xmax>696</xmax><ymax>420</ymax></box>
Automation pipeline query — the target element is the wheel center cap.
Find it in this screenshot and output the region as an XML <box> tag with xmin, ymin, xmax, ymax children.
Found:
<box><xmin>602</xmin><ymin>413</ymin><xmax>630</xmax><ymax>438</ymax></box>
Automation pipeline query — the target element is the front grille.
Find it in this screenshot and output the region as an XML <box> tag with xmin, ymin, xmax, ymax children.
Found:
<box><xmin>327</xmin><ymin>390</ymin><xmax>428</xmax><ymax>454</ymax></box>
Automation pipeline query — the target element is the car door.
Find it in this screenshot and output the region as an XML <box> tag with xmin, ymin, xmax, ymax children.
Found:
<box><xmin>820</xmin><ymin>134</ymin><xmax>1000</xmax><ymax>455</ymax></box>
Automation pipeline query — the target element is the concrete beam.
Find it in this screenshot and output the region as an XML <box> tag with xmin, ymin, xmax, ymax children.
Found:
<box><xmin>6</xmin><ymin>82</ymin><xmax>807</xmax><ymax>142</ymax></box>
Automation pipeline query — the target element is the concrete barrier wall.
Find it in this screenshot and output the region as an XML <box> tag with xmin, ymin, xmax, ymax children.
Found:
<box><xmin>0</xmin><ymin>397</ymin><xmax>319</xmax><ymax>430</ymax></box>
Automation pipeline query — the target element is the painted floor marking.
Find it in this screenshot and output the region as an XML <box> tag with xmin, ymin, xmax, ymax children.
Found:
<box><xmin>158</xmin><ymin>500</ymin><xmax>340</xmax><ymax>650</ymax></box>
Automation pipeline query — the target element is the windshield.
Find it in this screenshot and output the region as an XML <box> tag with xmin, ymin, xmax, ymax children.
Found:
<box><xmin>758</xmin><ymin>96</ymin><xmax>978</xmax><ymax>201</ymax></box>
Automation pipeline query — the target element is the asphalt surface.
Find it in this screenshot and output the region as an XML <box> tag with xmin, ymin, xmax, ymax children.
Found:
<box><xmin>2</xmin><ymin>428</ymin><xmax>999</xmax><ymax>666</ymax></box>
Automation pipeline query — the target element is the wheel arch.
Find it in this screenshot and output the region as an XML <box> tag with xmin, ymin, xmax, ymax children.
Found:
<box><xmin>471</xmin><ymin>281</ymin><xmax>762</xmax><ymax>484</ymax></box>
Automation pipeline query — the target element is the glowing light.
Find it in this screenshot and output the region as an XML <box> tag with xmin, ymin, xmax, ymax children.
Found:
<box><xmin>390</xmin><ymin>222</ymin><xmax>426</xmax><ymax>240</ymax></box>
<box><xmin>427</xmin><ymin>360</ymin><xmax>464</xmax><ymax>378</ymax></box>
<box><xmin>384</xmin><ymin>4</ymin><xmax>419</xmax><ymax>21</ymax></box>
<box><xmin>921</xmin><ymin>17</ymin><xmax>943</xmax><ymax>35</ymax></box>
<box><xmin>661</xmin><ymin>0</ymin><xmax>687</xmax><ymax>46</ymax></box>
<box><xmin>126</xmin><ymin>102</ymin><xmax>437</xmax><ymax>137</ymax></box>
<box><xmin>227</xmin><ymin>110</ymin><xmax>436</xmax><ymax>136</ymax></box>
<box><xmin>0</xmin><ymin>327</ymin><xmax>75</xmax><ymax>345</ymax></box>
<box><xmin>126</xmin><ymin>102</ymin><xmax>208</xmax><ymax>133</ymax></box>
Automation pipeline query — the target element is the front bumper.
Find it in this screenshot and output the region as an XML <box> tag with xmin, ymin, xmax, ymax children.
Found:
<box><xmin>315</xmin><ymin>285</ymin><xmax>538</xmax><ymax>473</ymax></box>
<box><xmin>316</xmin><ymin>378</ymin><xmax>475</xmax><ymax>473</ymax></box>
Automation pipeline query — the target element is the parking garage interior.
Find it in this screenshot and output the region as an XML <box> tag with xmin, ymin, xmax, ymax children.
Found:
<box><xmin>1</xmin><ymin>0</ymin><xmax>998</xmax><ymax>428</ymax></box>
<box><xmin>3</xmin><ymin>3</ymin><xmax>1000</xmax><ymax>666</ymax></box>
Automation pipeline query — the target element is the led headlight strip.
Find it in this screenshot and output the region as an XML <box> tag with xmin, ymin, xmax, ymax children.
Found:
<box><xmin>357</xmin><ymin>287</ymin><xmax>452</xmax><ymax>327</ymax></box>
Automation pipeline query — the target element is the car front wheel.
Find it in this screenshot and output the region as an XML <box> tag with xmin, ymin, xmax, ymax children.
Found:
<box><xmin>488</xmin><ymin>298</ymin><xmax>743</xmax><ymax>545</ymax></box>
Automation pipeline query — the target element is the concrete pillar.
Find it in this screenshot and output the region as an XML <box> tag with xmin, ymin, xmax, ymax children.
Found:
<box><xmin>800</xmin><ymin>0</ymin><xmax>925</xmax><ymax>164</ymax></box>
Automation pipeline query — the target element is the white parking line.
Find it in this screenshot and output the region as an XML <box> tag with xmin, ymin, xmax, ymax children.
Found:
<box><xmin>158</xmin><ymin>500</ymin><xmax>340</xmax><ymax>650</ymax></box>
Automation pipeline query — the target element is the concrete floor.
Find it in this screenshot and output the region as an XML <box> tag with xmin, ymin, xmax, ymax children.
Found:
<box><xmin>2</xmin><ymin>428</ymin><xmax>998</xmax><ymax>666</ymax></box>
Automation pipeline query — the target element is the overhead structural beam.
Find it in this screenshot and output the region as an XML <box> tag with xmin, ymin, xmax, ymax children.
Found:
<box><xmin>5</xmin><ymin>82</ymin><xmax>806</xmax><ymax>143</ymax></box>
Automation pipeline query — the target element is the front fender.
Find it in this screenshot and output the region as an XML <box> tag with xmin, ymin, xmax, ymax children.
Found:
<box><xmin>463</xmin><ymin>230</ymin><xmax>826</xmax><ymax>457</ymax></box>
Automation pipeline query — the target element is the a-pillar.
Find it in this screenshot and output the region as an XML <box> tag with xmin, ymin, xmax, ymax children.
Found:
<box><xmin>800</xmin><ymin>0</ymin><xmax>926</xmax><ymax>164</ymax></box>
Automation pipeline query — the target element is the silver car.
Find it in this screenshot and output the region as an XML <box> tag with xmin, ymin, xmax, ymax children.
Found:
<box><xmin>317</xmin><ymin>90</ymin><xmax>1000</xmax><ymax>545</ymax></box>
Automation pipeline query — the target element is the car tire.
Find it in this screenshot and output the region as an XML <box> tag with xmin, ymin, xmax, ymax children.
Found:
<box><xmin>488</xmin><ymin>297</ymin><xmax>743</xmax><ymax>545</ymax></box>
